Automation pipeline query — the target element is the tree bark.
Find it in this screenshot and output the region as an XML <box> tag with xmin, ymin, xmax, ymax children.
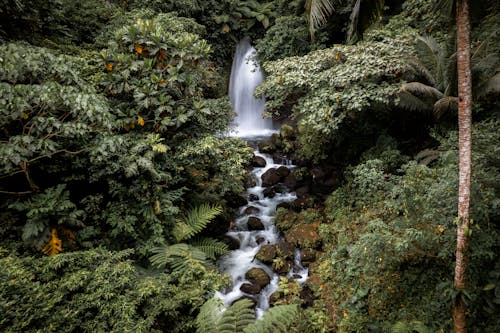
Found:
<box><xmin>453</xmin><ymin>0</ymin><xmax>472</xmax><ymax>332</ymax></box>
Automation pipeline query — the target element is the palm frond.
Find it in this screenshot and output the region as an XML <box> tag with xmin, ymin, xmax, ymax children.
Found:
<box><xmin>174</xmin><ymin>203</ymin><xmax>223</xmax><ymax>241</ymax></box>
<box><xmin>305</xmin><ymin>0</ymin><xmax>335</xmax><ymax>39</ymax></box>
<box><xmin>398</xmin><ymin>82</ymin><xmax>444</xmax><ymax>111</ymax></box>
<box><xmin>243</xmin><ymin>304</ymin><xmax>298</xmax><ymax>333</ymax></box>
<box><xmin>397</xmin><ymin>90</ymin><xmax>434</xmax><ymax>112</ymax></box>
<box><xmin>346</xmin><ymin>0</ymin><xmax>384</xmax><ymax>44</ymax></box>
<box><xmin>433</xmin><ymin>96</ymin><xmax>458</xmax><ymax>120</ymax></box>
<box><xmin>191</xmin><ymin>237</ymin><xmax>229</xmax><ymax>260</ymax></box>
<box><xmin>474</xmin><ymin>72</ymin><xmax>500</xmax><ymax>99</ymax></box>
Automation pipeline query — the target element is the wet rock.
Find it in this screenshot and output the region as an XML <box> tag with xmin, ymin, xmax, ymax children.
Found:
<box><xmin>300</xmin><ymin>248</ymin><xmax>317</xmax><ymax>266</ymax></box>
<box><xmin>276</xmin><ymin>166</ymin><xmax>290</xmax><ymax>178</ymax></box>
<box><xmin>276</xmin><ymin>202</ymin><xmax>290</xmax><ymax>210</ymax></box>
<box><xmin>224</xmin><ymin>235</ymin><xmax>240</xmax><ymax>250</ymax></box>
<box><xmin>248</xmin><ymin>194</ymin><xmax>259</xmax><ymax>201</ymax></box>
<box><xmin>277</xmin><ymin>241</ymin><xmax>295</xmax><ymax>259</ymax></box>
<box><xmin>226</xmin><ymin>193</ymin><xmax>248</xmax><ymax>208</ymax></box>
<box><xmin>244</xmin><ymin>206</ymin><xmax>260</xmax><ymax>215</ymax></box>
<box><xmin>272</xmin><ymin>259</ymin><xmax>292</xmax><ymax>274</ymax></box>
<box><xmin>262</xmin><ymin>187</ymin><xmax>276</xmax><ymax>198</ymax></box>
<box><xmin>252</xmin><ymin>155</ymin><xmax>267</xmax><ymax>168</ymax></box>
<box><xmin>240</xmin><ymin>283</ymin><xmax>261</xmax><ymax>294</ymax></box>
<box><xmin>245</xmin><ymin>174</ymin><xmax>257</xmax><ymax>188</ymax></box>
<box><xmin>261</xmin><ymin>168</ymin><xmax>281</xmax><ymax>187</ymax></box>
<box><xmin>295</xmin><ymin>185</ymin><xmax>310</xmax><ymax>198</ymax></box>
<box><xmin>256</xmin><ymin>245</ymin><xmax>276</xmax><ymax>263</ymax></box>
<box><xmin>269</xmin><ymin>290</ymin><xmax>283</xmax><ymax>306</ymax></box>
<box><xmin>290</xmin><ymin>196</ymin><xmax>315</xmax><ymax>212</ymax></box>
<box><xmin>285</xmin><ymin>221</ymin><xmax>322</xmax><ymax>249</ymax></box>
<box><xmin>247</xmin><ymin>216</ymin><xmax>264</xmax><ymax>230</ymax></box>
<box><xmin>283</xmin><ymin>173</ymin><xmax>298</xmax><ymax>190</ymax></box>
<box><xmin>256</xmin><ymin>237</ymin><xmax>266</xmax><ymax>245</ymax></box>
<box><xmin>245</xmin><ymin>268</ymin><xmax>271</xmax><ymax>288</ymax></box>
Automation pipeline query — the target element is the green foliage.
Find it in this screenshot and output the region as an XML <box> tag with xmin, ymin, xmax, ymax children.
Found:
<box><xmin>319</xmin><ymin>118</ymin><xmax>500</xmax><ymax>331</ymax></box>
<box><xmin>257</xmin><ymin>30</ymin><xmax>416</xmax><ymax>161</ymax></box>
<box><xmin>0</xmin><ymin>247</ymin><xmax>226</xmax><ymax>332</ymax></box>
<box><xmin>195</xmin><ymin>298</ymin><xmax>298</xmax><ymax>333</ymax></box>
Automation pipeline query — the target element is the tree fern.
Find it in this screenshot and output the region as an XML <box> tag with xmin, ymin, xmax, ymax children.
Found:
<box><xmin>196</xmin><ymin>298</ymin><xmax>298</xmax><ymax>333</ymax></box>
<box><xmin>191</xmin><ymin>237</ymin><xmax>228</xmax><ymax>260</ymax></box>
<box><xmin>243</xmin><ymin>304</ymin><xmax>298</xmax><ymax>333</ymax></box>
<box><xmin>174</xmin><ymin>203</ymin><xmax>223</xmax><ymax>242</ymax></box>
<box><xmin>305</xmin><ymin>0</ymin><xmax>336</xmax><ymax>39</ymax></box>
<box><xmin>346</xmin><ymin>0</ymin><xmax>385</xmax><ymax>44</ymax></box>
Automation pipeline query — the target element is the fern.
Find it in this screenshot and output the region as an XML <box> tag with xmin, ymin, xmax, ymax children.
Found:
<box><xmin>174</xmin><ymin>203</ymin><xmax>223</xmax><ymax>241</ymax></box>
<box><xmin>243</xmin><ymin>304</ymin><xmax>298</xmax><ymax>333</ymax></box>
<box><xmin>391</xmin><ymin>320</ymin><xmax>431</xmax><ymax>333</ymax></box>
<box><xmin>196</xmin><ymin>298</ymin><xmax>298</xmax><ymax>333</ymax></box>
<box><xmin>191</xmin><ymin>237</ymin><xmax>228</xmax><ymax>260</ymax></box>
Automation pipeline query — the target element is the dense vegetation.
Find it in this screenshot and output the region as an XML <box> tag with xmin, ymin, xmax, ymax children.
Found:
<box><xmin>1</xmin><ymin>0</ymin><xmax>498</xmax><ymax>332</ymax></box>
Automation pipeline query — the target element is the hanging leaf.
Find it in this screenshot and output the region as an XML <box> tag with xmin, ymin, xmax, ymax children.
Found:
<box><xmin>42</xmin><ymin>228</ymin><xmax>62</xmax><ymax>256</ymax></box>
<box><xmin>138</xmin><ymin>116</ymin><xmax>145</xmax><ymax>126</ymax></box>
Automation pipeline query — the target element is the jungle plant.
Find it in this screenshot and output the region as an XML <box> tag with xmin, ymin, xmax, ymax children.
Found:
<box><xmin>150</xmin><ymin>204</ymin><xmax>228</xmax><ymax>274</ymax></box>
<box><xmin>195</xmin><ymin>298</ymin><xmax>298</xmax><ymax>333</ymax></box>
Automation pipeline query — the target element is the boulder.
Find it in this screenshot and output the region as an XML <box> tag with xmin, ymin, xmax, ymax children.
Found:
<box><xmin>240</xmin><ymin>283</ymin><xmax>261</xmax><ymax>294</ymax></box>
<box><xmin>256</xmin><ymin>245</ymin><xmax>276</xmax><ymax>263</ymax></box>
<box><xmin>261</xmin><ymin>168</ymin><xmax>281</xmax><ymax>187</ymax></box>
<box><xmin>244</xmin><ymin>206</ymin><xmax>260</xmax><ymax>215</ymax></box>
<box><xmin>299</xmin><ymin>285</ymin><xmax>315</xmax><ymax>307</ymax></box>
<box><xmin>245</xmin><ymin>268</ymin><xmax>271</xmax><ymax>288</ymax></box>
<box><xmin>252</xmin><ymin>155</ymin><xmax>267</xmax><ymax>168</ymax></box>
<box><xmin>285</xmin><ymin>221</ymin><xmax>322</xmax><ymax>249</ymax></box>
<box><xmin>224</xmin><ymin>235</ymin><xmax>240</xmax><ymax>250</ymax></box>
<box><xmin>247</xmin><ymin>216</ymin><xmax>265</xmax><ymax>230</ymax></box>
<box><xmin>276</xmin><ymin>202</ymin><xmax>291</xmax><ymax>210</ymax></box>
<box><xmin>258</xmin><ymin>140</ymin><xmax>276</xmax><ymax>154</ymax></box>
<box><xmin>295</xmin><ymin>185</ymin><xmax>310</xmax><ymax>198</ymax></box>
<box><xmin>272</xmin><ymin>259</ymin><xmax>292</xmax><ymax>274</ymax></box>
<box><xmin>248</xmin><ymin>194</ymin><xmax>259</xmax><ymax>202</ymax></box>
<box><xmin>283</xmin><ymin>173</ymin><xmax>298</xmax><ymax>190</ymax></box>
<box><xmin>262</xmin><ymin>187</ymin><xmax>276</xmax><ymax>198</ymax></box>
<box><xmin>276</xmin><ymin>166</ymin><xmax>290</xmax><ymax>178</ymax></box>
<box><xmin>300</xmin><ymin>248</ymin><xmax>317</xmax><ymax>266</ymax></box>
<box><xmin>269</xmin><ymin>290</ymin><xmax>283</xmax><ymax>306</ymax></box>
<box><xmin>277</xmin><ymin>241</ymin><xmax>295</xmax><ymax>259</ymax></box>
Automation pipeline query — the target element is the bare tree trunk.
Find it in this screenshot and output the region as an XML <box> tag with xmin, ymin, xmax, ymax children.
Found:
<box><xmin>453</xmin><ymin>0</ymin><xmax>472</xmax><ymax>332</ymax></box>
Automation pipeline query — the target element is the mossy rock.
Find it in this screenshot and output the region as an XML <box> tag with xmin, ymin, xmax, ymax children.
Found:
<box><xmin>285</xmin><ymin>221</ymin><xmax>322</xmax><ymax>249</ymax></box>
<box><xmin>245</xmin><ymin>267</ymin><xmax>271</xmax><ymax>288</ymax></box>
<box><xmin>256</xmin><ymin>244</ymin><xmax>276</xmax><ymax>263</ymax></box>
<box><xmin>280</xmin><ymin>124</ymin><xmax>296</xmax><ymax>139</ymax></box>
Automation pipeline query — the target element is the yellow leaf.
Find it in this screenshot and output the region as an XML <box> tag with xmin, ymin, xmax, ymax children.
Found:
<box><xmin>105</xmin><ymin>63</ymin><xmax>113</xmax><ymax>71</ymax></box>
<box><xmin>42</xmin><ymin>228</ymin><xmax>62</xmax><ymax>256</ymax></box>
<box><xmin>222</xmin><ymin>24</ymin><xmax>230</xmax><ymax>33</ymax></box>
<box><xmin>334</xmin><ymin>53</ymin><xmax>340</xmax><ymax>60</ymax></box>
<box><xmin>137</xmin><ymin>116</ymin><xmax>145</xmax><ymax>126</ymax></box>
<box><xmin>22</xmin><ymin>113</ymin><xmax>29</xmax><ymax>120</ymax></box>
<box><xmin>134</xmin><ymin>43</ymin><xmax>143</xmax><ymax>55</ymax></box>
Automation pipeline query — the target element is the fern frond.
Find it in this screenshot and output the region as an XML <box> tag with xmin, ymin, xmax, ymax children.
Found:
<box><xmin>191</xmin><ymin>237</ymin><xmax>229</xmax><ymax>259</ymax></box>
<box><xmin>243</xmin><ymin>304</ymin><xmax>298</xmax><ymax>333</ymax></box>
<box><xmin>196</xmin><ymin>298</ymin><xmax>225</xmax><ymax>333</ymax></box>
<box><xmin>177</xmin><ymin>204</ymin><xmax>223</xmax><ymax>241</ymax></box>
<box><xmin>218</xmin><ymin>299</ymin><xmax>256</xmax><ymax>332</ymax></box>
<box><xmin>150</xmin><ymin>243</ymin><xmax>190</xmax><ymax>268</ymax></box>
<box><xmin>391</xmin><ymin>320</ymin><xmax>431</xmax><ymax>333</ymax></box>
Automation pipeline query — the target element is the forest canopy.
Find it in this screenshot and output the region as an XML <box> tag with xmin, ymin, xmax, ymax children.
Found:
<box><xmin>0</xmin><ymin>0</ymin><xmax>498</xmax><ymax>332</ymax></box>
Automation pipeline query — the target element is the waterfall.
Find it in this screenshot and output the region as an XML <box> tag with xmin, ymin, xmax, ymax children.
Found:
<box><xmin>229</xmin><ymin>37</ymin><xmax>275</xmax><ymax>137</ymax></box>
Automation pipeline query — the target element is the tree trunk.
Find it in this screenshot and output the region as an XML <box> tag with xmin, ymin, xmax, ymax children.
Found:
<box><xmin>453</xmin><ymin>0</ymin><xmax>472</xmax><ymax>332</ymax></box>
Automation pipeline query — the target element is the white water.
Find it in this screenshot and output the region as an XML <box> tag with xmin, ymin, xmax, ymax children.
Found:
<box><xmin>228</xmin><ymin>37</ymin><xmax>276</xmax><ymax>137</ymax></box>
<box><xmin>216</xmin><ymin>151</ymin><xmax>308</xmax><ymax>316</ymax></box>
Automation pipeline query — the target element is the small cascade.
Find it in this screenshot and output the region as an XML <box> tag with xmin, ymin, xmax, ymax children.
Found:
<box><xmin>216</xmin><ymin>147</ymin><xmax>308</xmax><ymax>316</ymax></box>
<box><xmin>228</xmin><ymin>37</ymin><xmax>276</xmax><ymax>137</ymax></box>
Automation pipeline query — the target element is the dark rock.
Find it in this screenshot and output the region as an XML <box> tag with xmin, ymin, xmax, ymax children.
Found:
<box><xmin>252</xmin><ymin>155</ymin><xmax>267</xmax><ymax>168</ymax></box>
<box><xmin>295</xmin><ymin>186</ymin><xmax>310</xmax><ymax>198</ymax></box>
<box><xmin>240</xmin><ymin>283</ymin><xmax>261</xmax><ymax>294</ymax></box>
<box><xmin>283</xmin><ymin>173</ymin><xmax>298</xmax><ymax>189</ymax></box>
<box><xmin>245</xmin><ymin>174</ymin><xmax>257</xmax><ymax>188</ymax></box>
<box><xmin>269</xmin><ymin>290</ymin><xmax>283</xmax><ymax>305</ymax></box>
<box><xmin>273</xmin><ymin>259</ymin><xmax>292</xmax><ymax>274</ymax></box>
<box><xmin>256</xmin><ymin>245</ymin><xmax>276</xmax><ymax>263</ymax></box>
<box><xmin>277</xmin><ymin>241</ymin><xmax>295</xmax><ymax>259</ymax></box>
<box><xmin>285</xmin><ymin>221</ymin><xmax>322</xmax><ymax>249</ymax></box>
<box><xmin>246</xmin><ymin>268</ymin><xmax>271</xmax><ymax>288</ymax></box>
<box><xmin>256</xmin><ymin>237</ymin><xmax>266</xmax><ymax>245</ymax></box>
<box><xmin>276</xmin><ymin>202</ymin><xmax>290</xmax><ymax>210</ymax></box>
<box><xmin>262</xmin><ymin>187</ymin><xmax>276</xmax><ymax>198</ymax></box>
<box><xmin>247</xmin><ymin>216</ymin><xmax>265</xmax><ymax>230</ymax></box>
<box><xmin>290</xmin><ymin>196</ymin><xmax>315</xmax><ymax>212</ymax></box>
<box><xmin>248</xmin><ymin>194</ymin><xmax>259</xmax><ymax>202</ymax></box>
<box><xmin>226</xmin><ymin>193</ymin><xmax>248</xmax><ymax>208</ymax></box>
<box><xmin>224</xmin><ymin>235</ymin><xmax>240</xmax><ymax>250</ymax></box>
<box><xmin>244</xmin><ymin>206</ymin><xmax>260</xmax><ymax>215</ymax></box>
<box><xmin>276</xmin><ymin>166</ymin><xmax>290</xmax><ymax>178</ymax></box>
<box><xmin>300</xmin><ymin>248</ymin><xmax>317</xmax><ymax>265</ymax></box>
<box><xmin>261</xmin><ymin>168</ymin><xmax>281</xmax><ymax>187</ymax></box>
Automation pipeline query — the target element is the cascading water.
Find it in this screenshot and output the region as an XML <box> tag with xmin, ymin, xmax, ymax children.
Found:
<box><xmin>228</xmin><ymin>37</ymin><xmax>275</xmax><ymax>137</ymax></box>
<box><xmin>217</xmin><ymin>38</ymin><xmax>308</xmax><ymax>316</ymax></box>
